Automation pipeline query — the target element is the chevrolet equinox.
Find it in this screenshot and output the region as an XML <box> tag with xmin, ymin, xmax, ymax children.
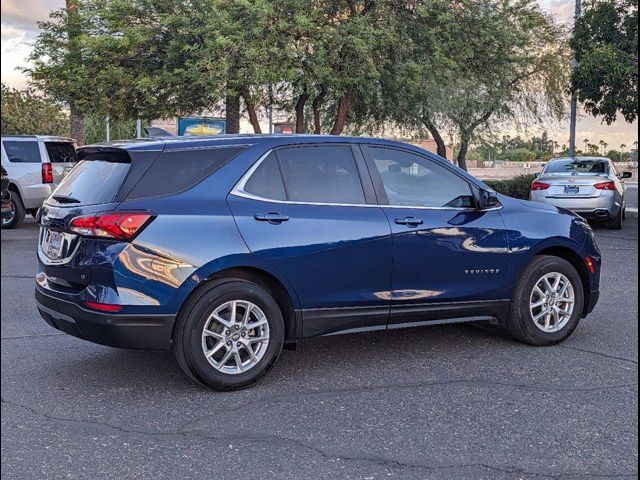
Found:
<box><xmin>36</xmin><ymin>135</ymin><xmax>601</xmax><ymax>390</ymax></box>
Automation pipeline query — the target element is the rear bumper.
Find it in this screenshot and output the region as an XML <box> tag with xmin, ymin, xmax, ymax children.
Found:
<box><xmin>35</xmin><ymin>285</ymin><xmax>175</xmax><ymax>350</ymax></box>
<box><xmin>584</xmin><ymin>290</ymin><xmax>600</xmax><ymax>316</ymax></box>
<box><xmin>529</xmin><ymin>192</ymin><xmax>620</xmax><ymax>218</ymax></box>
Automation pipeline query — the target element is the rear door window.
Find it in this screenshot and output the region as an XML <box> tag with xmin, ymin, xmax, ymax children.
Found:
<box><xmin>45</xmin><ymin>142</ymin><xmax>77</xmax><ymax>163</ymax></box>
<box><xmin>126</xmin><ymin>146</ymin><xmax>245</xmax><ymax>199</ymax></box>
<box><xmin>276</xmin><ymin>145</ymin><xmax>365</xmax><ymax>204</ymax></box>
<box><xmin>52</xmin><ymin>160</ymin><xmax>130</xmax><ymax>206</ymax></box>
<box><xmin>3</xmin><ymin>140</ymin><xmax>41</xmax><ymax>163</ymax></box>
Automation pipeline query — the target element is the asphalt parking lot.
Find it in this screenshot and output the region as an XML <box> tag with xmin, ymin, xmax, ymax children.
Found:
<box><xmin>1</xmin><ymin>219</ymin><xmax>637</xmax><ymax>480</ymax></box>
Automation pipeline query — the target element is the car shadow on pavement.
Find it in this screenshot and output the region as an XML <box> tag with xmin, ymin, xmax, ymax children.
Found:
<box><xmin>49</xmin><ymin>322</ymin><xmax>519</xmax><ymax>393</ymax></box>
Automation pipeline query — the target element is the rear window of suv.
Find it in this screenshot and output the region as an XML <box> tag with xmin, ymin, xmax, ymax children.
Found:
<box><xmin>51</xmin><ymin>145</ymin><xmax>245</xmax><ymax>206</ymax></box>
<box><xmin>52</xmin><ymin>160</ymin><xmax>131</xmax><ymax>206</ymax></box>
<box><xmin>45</xmin><ymin>142</ymin><xmax>77</xmax><ymax>163</ymax></box>
<box><xmin>3</xmin><ymin>140</ymin><xmax>40</xmax><ymax>163</ymax></box>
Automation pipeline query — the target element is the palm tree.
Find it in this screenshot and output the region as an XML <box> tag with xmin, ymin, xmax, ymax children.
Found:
<box><xmin>620</xmin><ymin>144</ymin><xmax>627</xmax><ymax>162</ymax></box>
<box><xmin>599</xmin><ymin>140</ymin><xmax>607</xmax><ymax>155</ymax></box>
<box><xmin>583</xmin><ymin>139</ymin><xmax>590</xmax><ymax>153</ymax></box>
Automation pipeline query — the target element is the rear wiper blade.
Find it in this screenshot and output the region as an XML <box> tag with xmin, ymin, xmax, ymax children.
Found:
<box><xmin>52</xmin><ymin>195</ymin><xmax>81</xmax><ymax>204</ymax></box>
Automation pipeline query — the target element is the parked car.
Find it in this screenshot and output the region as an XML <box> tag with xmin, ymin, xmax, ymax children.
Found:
<box><xmin>1</xmin><ymin>166</ymin><xmax>11</xmax><ymax>223</ymax></box>
<box><xmin>1</xmin><ymin>135</ymin><xmax>77</xmax><ymax>229</ymax></box>
<box><xmin>530</xmin><ymin>157</ymin><xmax>632</xmax><ymax>229</ymax></box>
<box><xmin>35</xmin><ymin>136</ymin><xmax>601</xmax><ymax>390</ymax></box>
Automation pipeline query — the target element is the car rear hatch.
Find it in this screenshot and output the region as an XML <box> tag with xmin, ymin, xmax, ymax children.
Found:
<box><xmin>38</xmin><ymin>146</ymin><xmax>162</xmax><ymax>291</ymax></box>
<box><xmin>540</xmin><ymin>175</ymin><xmax>609</xmax><ymax>198</ymax></box>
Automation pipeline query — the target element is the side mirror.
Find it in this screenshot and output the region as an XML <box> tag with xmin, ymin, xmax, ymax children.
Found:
<box><xmin>622</xmin><ymin>171</ymin><xmax>633</xmax><ymax>179</ymax></box>
<box><xmin>479</xmin><ymin>189</ymin><xmax>500</xmax><ymax>209</ymax></box>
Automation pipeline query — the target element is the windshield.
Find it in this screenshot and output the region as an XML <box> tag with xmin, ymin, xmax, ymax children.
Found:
<box><xmin>544</xmin><ymin>159</ymin><xmax>609</xmax><ymax>175</ymax></box>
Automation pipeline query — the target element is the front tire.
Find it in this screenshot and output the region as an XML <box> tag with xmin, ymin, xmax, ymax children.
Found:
<box><xmin>506</xmin><ymin>256</ymin><xmax>584</xmax><ymax>346</ymax></box>
<box><xmin>173</xmin><ymin>279</ymin><xmax>284</xmax><ymax>390</ymax></box>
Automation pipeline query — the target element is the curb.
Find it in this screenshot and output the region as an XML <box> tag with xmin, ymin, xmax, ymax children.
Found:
<box><xmin>627</xmin><ymin>208</ymin><xmax>638</xmax><ymax>219</ymax></box>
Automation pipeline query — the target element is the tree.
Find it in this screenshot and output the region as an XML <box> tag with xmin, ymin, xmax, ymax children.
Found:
<box><xmin>381</xmin><ymin>0</ymin><xmax>567</xmax><ymax>170</ymax></box>
<box><xmin>1</xmin><ymin>83</ymin><xmax>69</xmax><ymax>136</ymax></box>
<box><xmin>571</xmin><ymin>0</ymin><xmax>638</xmax><ymax>125</ymax></box>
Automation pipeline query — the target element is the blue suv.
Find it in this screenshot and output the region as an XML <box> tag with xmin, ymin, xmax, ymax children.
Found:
<box><xmin>36</xmin><ymin>135</ymin><xmax>601</xmax><ymax>390</ymax></box>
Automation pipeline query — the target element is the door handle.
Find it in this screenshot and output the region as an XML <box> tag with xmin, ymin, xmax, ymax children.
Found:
<box><xmin>254</xmin><ymin>212</ymin><xmax>290</xmax><ymax>224</ymax></box>
<box><xmin>395</xmin><ymin>216</ymin><xmax>423</xmax><ymax>227</ymax></box>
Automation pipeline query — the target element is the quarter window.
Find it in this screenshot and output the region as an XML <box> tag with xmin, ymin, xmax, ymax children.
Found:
<box><xmin>277</xmin><ymin>145</ymin><xmax>365</xmax><ymax>204</ymax></box>
<box><xmin>3</xmin><ymin>141</ymin><xmax>40</xmax><ymax>163</ymax></box>
<box><xmin>368</xmin><ymin>147</ymin><xmax>474</xmax><ymax>208</ymax></box>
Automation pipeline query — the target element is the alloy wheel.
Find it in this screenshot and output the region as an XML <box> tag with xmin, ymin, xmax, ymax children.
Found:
<box><xmin>529</xmin><ymin>272</ymin><xmax>575</xmax><ymax>333</ymax></box>
<box><xmin>201</xmin><ymin>300</ymin><xmax>270</xmax><ymax>374</ymax></box>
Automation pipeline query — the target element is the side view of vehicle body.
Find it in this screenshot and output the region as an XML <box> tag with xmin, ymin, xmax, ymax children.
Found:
<box><xmin>35</xmin><ymin>135</ymin><xmax>601</xmax><ymax>390</ymax></box>
<box><xmin>530</xmin><ymin>157</ymin><xmax>632</xmax><ymax>229</ymax></box>
<box><xmin>1</xmin><ymin>135</ymin><xmax>77</xmax><ymax>229</ymax></box>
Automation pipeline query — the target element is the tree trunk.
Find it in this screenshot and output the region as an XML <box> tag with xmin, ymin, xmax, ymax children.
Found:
<box><xmin>69</xmin><ymin>106</ymin><xmax>85</xmax><ymax>145</ymax></box>
<box><xmin>456</xmin><ymin>133</ymin><xmax>471</xmax><ymax>171</ymax></box>
<box><xmin>330</xmin><ymin>92</ymin><xmax>350</xmax><ymax>135</ymax></box>
<box><xmin>240</xmin><ymin>86</ymin><xmax>262</xmax><ymax>134</ymax></box>
<box><xmin>420</xmin><ymin>115</ymin><xmax>447</xmax><ymax>159</ymax></box>
<box><xmin>295</xmin><ymin>91</ymin><xmax>309</xmax><ymax>133</ymax></box>
<box><xmin>312</xmin><ymin>85</ymin><xmax>326</xmax><ymax>134</ymax></box>
<box><xmin>66</xmin><ymin>0</ymin><xmax>84</xmax><ymax>145</ymax></box>
<box><xmin>225</xmin><ymin>89</ymin><xmax>241</xmax><ymax>134</ymax></box>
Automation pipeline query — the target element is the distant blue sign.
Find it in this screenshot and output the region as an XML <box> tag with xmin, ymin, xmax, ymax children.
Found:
<box><xmin>177</xmin><ymin>117</ymin><xmax>226</xmax><ymax>136</ymax></box>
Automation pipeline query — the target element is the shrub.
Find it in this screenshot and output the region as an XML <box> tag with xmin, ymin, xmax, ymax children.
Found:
<box><xmin>484</xmin><ymin>174</ymin><xmax>537</xmax><ymax>200</ymax></box>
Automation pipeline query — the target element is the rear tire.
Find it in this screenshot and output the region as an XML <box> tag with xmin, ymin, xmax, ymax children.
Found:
<box><xmin>173</xmin><ymin>279</ymin><xmax>284</xmax><ymax>390</ymax></box>
<box><xmin>506</xmin><ymin>256</ymin><xmax>584</xmax><ymax>346</ymax></box>
<box><xmin>1</xmin><ymin>192</ymin><xmax>25</xmax><ymax>229</ymax></box>
<box><xmin>607</xmin><ymin>208</ymin><xmax>623</xmax><ymax>230</ymax></box>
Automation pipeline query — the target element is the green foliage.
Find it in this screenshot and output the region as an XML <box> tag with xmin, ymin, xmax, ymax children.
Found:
<box><xmin>484</xmin><ymin>174</ymin><xmax>538</xmax><ymax>199</ymax></box>
<box><xmin>25</xmin><ymin>0</ymin><xmax>569</xmax><ymax>152</ymax></box>
<box><xmin>83</xmin><ymin>116</ymin><xmax>138</xmax><ymax>144</ymax></box>
<box><xmin>571</xmin><ymin>0</ymin><xmax>638</xmax><ymax>124</ymax></box>
<box><xmin>0</xmin><ymin>83</ymin><xmax>69</xmax><ymax>136</ymax></box>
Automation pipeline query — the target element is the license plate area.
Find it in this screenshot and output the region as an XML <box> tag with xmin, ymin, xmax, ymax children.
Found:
<box><xmin>39</xmin><ymin>227</ymin><xmax>79</xmax><ymax>264</ymax></box>
<box><xmin>42</xmin><ymin>229</ymin><xmax>64</xmax><ymax>259</ymax></box>
<box><xmin>564</xmin><ymin>185</ymin><xmax>580</xmax><ymax>195</ymax></box>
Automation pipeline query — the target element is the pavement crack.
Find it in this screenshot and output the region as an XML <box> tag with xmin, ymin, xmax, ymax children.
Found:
<box><xmin>556</xmin><ymin>345</ymin><xmax>638</xmax><ymax>365</ymax></box>
<box><xmin>1</xmin><ymin>333</ymin><xmax>66</xmax><ymax>340</ymax></box>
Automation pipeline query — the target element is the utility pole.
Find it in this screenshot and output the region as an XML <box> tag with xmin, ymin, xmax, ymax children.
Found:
<box><xmin>268</xmin><ymin>85</ymin><xmax>273</xmax><ymax>134</ymax></box>
<box><xmin>568</xmin><ymin>0</ymin><xmax>582</xmax><ymax>158</ymax></box>
<box><xmin>105</xmin><ymin>115</ymin><xmax>110</xmax><ymax>142</ymax></box>
<box><xmin>136</xmin><ymin>118</ymin><xmax>142</xmax><ymax>139</ymax></box>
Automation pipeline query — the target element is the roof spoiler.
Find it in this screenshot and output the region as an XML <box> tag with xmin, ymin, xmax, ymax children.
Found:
<box><xmin>77</xmin><ymin>146</ymin><xmax>132</xmax><ymax>163</ymax></box>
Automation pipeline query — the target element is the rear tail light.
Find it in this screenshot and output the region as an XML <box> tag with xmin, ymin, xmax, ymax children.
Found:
<box><xmin>584</xmin><ymin>256</ymin><xmax>596</xmax><ymax>274</ymax></box>
<box><xmin>69</xmin><ymin>211</ymin><xmax>154</xmax><ymax>240</ymax></box>
<box><xmin>42</xmin><ymin>163</ymin><xmax>53</xmax><ymax>184</ymax></box>
<box><xmin>593</xmin><ymin>181</ymin><xmax>615</xmax><ymax>191</ymax></box>
<box><xmin>531</xmin><ymin>181</ymin><xmax>551</xmax><ymax>191</ymax></box>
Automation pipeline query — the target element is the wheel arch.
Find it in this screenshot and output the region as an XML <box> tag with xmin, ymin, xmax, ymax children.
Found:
<box><xmin>174</xmin><ymin>265</ymin><xmax>300</xmax><ymax>347</ymax></box>
<box><xmin>535</xmin><ymin>245</ymin><xmax>591</xmax><ymax>316</ymax></box>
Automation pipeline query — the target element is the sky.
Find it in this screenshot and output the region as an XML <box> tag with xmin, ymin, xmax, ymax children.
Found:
<box><xmin>1</xmin><ymin>0</ymin><xmax>637</xmax><ymax>148</ymax></box>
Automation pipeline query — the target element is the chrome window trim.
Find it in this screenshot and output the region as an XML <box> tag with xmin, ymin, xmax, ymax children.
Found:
<box><xmin>230</xmin><ymin>148</ymin><xmax>502</xmax><ymax>212</ymax></box>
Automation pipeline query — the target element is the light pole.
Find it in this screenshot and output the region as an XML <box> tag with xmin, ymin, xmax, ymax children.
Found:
<box><xmin>568</xmin><ymin>0</ymin><xmax>582</xmax><ymax>158</ymax></box>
